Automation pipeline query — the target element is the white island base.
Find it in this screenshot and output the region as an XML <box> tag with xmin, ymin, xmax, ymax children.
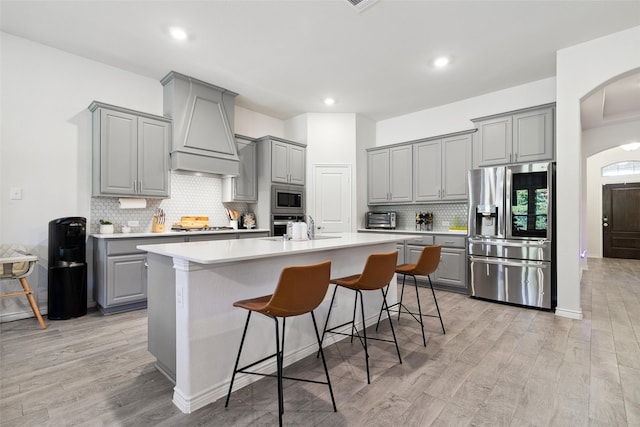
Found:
<box><xmin>139</xmin><ymin>233</ymin><xmax>413</xmax><ymax>414</ymax></box>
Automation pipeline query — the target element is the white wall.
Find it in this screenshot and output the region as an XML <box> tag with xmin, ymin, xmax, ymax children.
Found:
<box><xmin>235</xmin><ymin>105</ymin><xmax>284</xmax><ymax>139</ymax></box>
<box><xmin>376</xmin><ymin>77</ymin><xmax>556</xmax><ymax>145</ymax></box>
<box><xmin>0</xmin><ymin>32</ymin><xmax>284</xmax><ymax>322</ymax></box>
<box><xmin>356</xmin><ymin>115</ymin><xmax>376</xmax><ymax>229</ymax></box>
<box><xmin>556</xmin><ymin>25</ymin><xmax>640</xmax><ymax>319</ymax></box>
<box><xmin>586</xmin><ymin>147</ymin><xmax>640</xmax><ymax>257</ymax></box>
<box><xmin>297</xmin><ymin>113</ymin><xmax>358</xmax><ymax>229</ymax></box>
<box><xmin>0</xmin><ymin>33</ymin><xmax>164</xmax><ymax>320</ymax></box>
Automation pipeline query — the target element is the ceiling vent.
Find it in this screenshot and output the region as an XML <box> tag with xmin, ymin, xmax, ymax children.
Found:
<box><xmin>345</xmin><ymin>0</ymin><xmax>378</xmax><ymax>13</ymax></box>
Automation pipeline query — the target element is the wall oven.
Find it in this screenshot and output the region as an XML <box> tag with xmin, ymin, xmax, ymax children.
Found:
<box><xmin>271</xmin><ymin>185</ymin><xmax>304</xmax><ymax>215</ymax></box>
<box><xmin>272</xmin><ymin>214</ymin><xmax>306</xmax><ymax>236</ymax></box>
<box><xmin>467</xmin><ymin>162</ymin><xmax>555</xmax><ymax>310</ymax></box>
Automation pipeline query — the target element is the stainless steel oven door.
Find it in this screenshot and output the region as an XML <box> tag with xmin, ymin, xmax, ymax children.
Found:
<box><xmin>272</xmin><ymin>214</ymin><xmax>305</xmax><ymax>236</ymax></box>
<box><xmin>468</xmin><ymin>255</ymin><xmax>551</xmax><ymax>309</ymax></box>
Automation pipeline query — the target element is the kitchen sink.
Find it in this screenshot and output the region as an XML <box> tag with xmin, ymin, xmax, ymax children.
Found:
<box><xmin>260</xmin><ymin>235</ymin><xmax>340</xmax><ymax>242</ymax></box>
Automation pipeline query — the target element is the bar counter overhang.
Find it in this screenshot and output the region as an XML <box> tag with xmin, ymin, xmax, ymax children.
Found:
<box><xmin>138</xmin><ymin>232</ymin><xmax>414</xmax><ymax>413</ymax></box>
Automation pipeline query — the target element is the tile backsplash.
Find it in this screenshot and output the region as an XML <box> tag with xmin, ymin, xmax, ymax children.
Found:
<box><xmin>89</xmin><ymin>173</ymin><xmax>251</xmax><ymax>234</ymax></box>
<box><xmin>368</xmin><ymin>203</ymin><xmax>468</xmax><ymax>231</ymax></box>
<box><xmin>91</xmin><ymin>173</ymin><xmax>469</xmax><ymax>234</ymax></box>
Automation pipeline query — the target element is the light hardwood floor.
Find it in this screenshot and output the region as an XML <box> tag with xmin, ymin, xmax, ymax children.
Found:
<box><xmin>1</xmin><ymin>257</ymin><xmax>639</xmax><ymax>426</ymax></box>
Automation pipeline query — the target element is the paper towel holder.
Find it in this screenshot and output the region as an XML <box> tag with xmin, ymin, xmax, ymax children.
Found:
<box><xmin>118</xmin><ymin>198</ymin><xmax>147</xmax><ymax>209</ymax></box>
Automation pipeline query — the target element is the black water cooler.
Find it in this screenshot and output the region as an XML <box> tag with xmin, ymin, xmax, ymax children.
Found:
<box><xmin>48</xmin><ymin>217</ymin><xmax>87</xmax><ymax>319</ymax></box>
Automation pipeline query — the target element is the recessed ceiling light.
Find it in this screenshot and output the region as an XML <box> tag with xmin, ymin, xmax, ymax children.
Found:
<box><xmin>324</xmin><ymin>98</ymin><xmax>336</xmax><ymax>106</ymax></box>
<box><xmin>433</xmin><ymin>56</ymin><xmax>450</xmax><ymax>68</ymax></box>
<box><xmin>620</xmin><ymin>142</ymin><xmax>640</xmax><ymax>151</ymax></box>
<box><xmin>169</xmin><ymin>26</ymin><xmax>188</xmax><ymax>41</ymax></box>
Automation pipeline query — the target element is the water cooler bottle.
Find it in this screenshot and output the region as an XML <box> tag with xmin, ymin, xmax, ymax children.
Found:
<box><xmin>48</xmin><ymin>217</ymin><xmax>87</xmax><ymax>319</ymax></box>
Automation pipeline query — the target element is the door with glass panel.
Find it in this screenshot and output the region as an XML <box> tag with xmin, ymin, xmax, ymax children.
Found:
<box><xmin>506</xmin><ymin>162</ymin><xmax>553</xmax><ymax>240</ymax></box>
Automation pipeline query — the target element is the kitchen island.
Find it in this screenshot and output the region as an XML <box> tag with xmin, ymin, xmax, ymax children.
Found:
<box><xmin>138</xmin><ymin>232</ymin><xmax>414</xmax><ymax>414</ymax></box>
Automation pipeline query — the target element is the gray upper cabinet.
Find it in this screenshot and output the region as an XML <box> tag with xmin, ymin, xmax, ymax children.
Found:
<box><xmin>89</xmin><ymin>101</ymin><xmax>170</xmax><ymax>198</ymax></box>
<box><xmin>222</xmin><ymin>135</ymin><xmax>258</xmax><ymax>202</ymax></box>
<box><xmin>413</xmin><ymin>132</ymin><xmax>472</xmax><ymax>202</ymax></box>
<box><xmin>473</xmin><ymin>103</ymin><xmax>555</xmax><ymax>167</ymax></box>
<box><xmin>272</xmin><ymin>139</ymin><xmax>305</xmax><ymax>185</ymax></box>
<box><xmin>368</xmin><ymin>145</ymin><xmax>413</xmax><ymax>204</ymax></box>
<box><xmin>442</xmin><ymin>133</ymin><xmax>472</xmax><ymax>200</ymax></box>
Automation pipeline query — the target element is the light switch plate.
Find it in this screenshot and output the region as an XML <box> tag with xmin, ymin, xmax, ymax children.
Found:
<box><xmin>128</xmin><ymin>220</ymin><xmax>139</xmax><ymax>227</ymax></box>
<box><xmin>442</xmin><ymin>221</ymin><xmax>450</xmax><ymax>226</ymax></box>
<box><xmin>10</xmin><ymin>187</ymin><xmax>22</xmax><ymax>200</ymax></box>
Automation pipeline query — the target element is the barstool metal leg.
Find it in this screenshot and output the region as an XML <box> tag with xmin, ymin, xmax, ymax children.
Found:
<box><xmin>318</xmin><ymin>285</ymin><xmax>338</xmax><ymax>352</ymax></box>
<box><xmin>397</xmin><ymin>275</ymin><xmax>407</xmax><ymax>321</ymax></box>
<box><xmin>356</xmin><ymin>289</ymin><xmax>371</xmax><ymax>384</ymax></box>
<box><xmin>412</xmin><ymin>275</ymin><xmax>427</xmax><ymax>347</ymax></box>
<box><xmin>311</xmin><ymin>311</ymin><xmax>337</xmax><ymax>412</ymax></box>
<box><xmin>428</xmin><ymin>275</ymin><xmax>446</xmax><ymax>334</ymax></box>
<box><xmin>375</xmin><ymin>284</ymin><xmax>389</xmax><ymax>331</ymax></box>
<box><xmin>350</xmin><ymin>290</ymin><xmax>359</xmax><ymax>343</ymax></box>
<box><xmin>381</xmin><ymin>288</ymin><xmax>402</xmax><ymax>365</ymax></box>
<box><xmin>225</xmin><ymin>311</ymin><xmax>252</xmax><ymax>407</ymax></box>
<box><xmin>274</xmin><ymin>316</ymin><xmax>284</xmax><ymax>426</ymax></box>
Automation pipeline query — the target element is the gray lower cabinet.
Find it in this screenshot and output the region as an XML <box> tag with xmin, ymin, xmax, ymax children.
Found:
<box><xmin>398</xmin><ymin>234</ymin><xmax>467</xmax><ymax>292</ymax></box>
<box><xmin>433</xmin><ymin>235</ymin><xmax>466</xmax><ymax>290</ymax></box>
<box><xmin>396</xmin><ymin>243</ymin><xmax>406</xmax><ymax>265</ymax></box>
<box><xmin>93</xmin><ymin>232</ymin><xmax>270</xmax><ymax>314</ymax></box>
<box><xmin>93</xmin><ymin>236</ymin><xmax>185</xmax><ymax>315</ymax></box>
<box><xmin>239</xmin><ymin>231</ymin><xmax>268</xmax><ymax>239</ymax></box>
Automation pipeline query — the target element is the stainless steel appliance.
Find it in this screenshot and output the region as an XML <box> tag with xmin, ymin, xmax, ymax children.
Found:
<box><xmin>272</xmin><ymin>214</ymin><xmax>306</xmax><ymax>236</ymax></box>
<box><xmin>271</xmin><ymin>185</ymin><xmax>304</xmax><ymax>215</ymax></box>
<box><xmin>365</xmin><ymin>211</ymin><xmax>397</xmax><ymax>229</ymax></box>
<box><xmin>467</xmin><ymin>162</ymin><xmax>556</xmax><ymax>309</ymax></box>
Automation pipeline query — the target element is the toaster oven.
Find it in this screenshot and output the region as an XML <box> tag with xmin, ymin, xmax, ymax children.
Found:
<box><xmin>365</xmin><ymin>211</ymin><xmax>397</xmax><ymax>229</ymax></box>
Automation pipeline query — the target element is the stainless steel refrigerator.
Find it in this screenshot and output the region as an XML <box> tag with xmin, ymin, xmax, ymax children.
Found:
<box><xmin>467</xmin><ymin>162</ymin><xmax>556</xmax><ymax>309</ymax></box>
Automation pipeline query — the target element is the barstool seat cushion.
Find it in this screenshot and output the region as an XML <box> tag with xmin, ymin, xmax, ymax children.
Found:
<box><xmin>329</xmin><ymin>274</ymin><xmax>361</xmax><ymax>289</ymax></box>
<box><xmin>395</xmin><ymin>263</ymin><xmax>417</xmax><ymax>275</ymax></box>
<box><xmin>233</xmin><ymin>295</ymin><xmax>272</xmax><ymax>312</ymax></box>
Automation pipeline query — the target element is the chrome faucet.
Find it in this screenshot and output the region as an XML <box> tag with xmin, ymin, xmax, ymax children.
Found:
<box><xmin>307</xmin><ymin>216</ymin><xmax>315</xmax><ymax>239</ymax></box>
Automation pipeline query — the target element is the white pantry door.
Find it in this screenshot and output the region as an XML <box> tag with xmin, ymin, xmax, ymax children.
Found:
<box><xmin>313</xmin><ymin>164</ymin><xmax>351</xmax><ymax>233</ymax></box>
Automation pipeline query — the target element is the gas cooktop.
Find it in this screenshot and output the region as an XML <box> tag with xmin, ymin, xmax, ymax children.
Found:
<box><xmin>171</xmin><ymin>226</ymin><xmax>234</xmax><ymax>232</ymax></box>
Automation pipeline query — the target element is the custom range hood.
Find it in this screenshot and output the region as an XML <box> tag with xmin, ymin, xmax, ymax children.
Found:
<box><xmin>161</xmin><ymin>71</ymin><xmax>239</xmax><ymax>176</ymax></box>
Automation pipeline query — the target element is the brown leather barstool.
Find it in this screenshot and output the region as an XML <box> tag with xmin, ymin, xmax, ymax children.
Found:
<box><xmin>319</xmin><ymin>251</ymin><xmax>401</xmax><ymax>384</ymax></box>
<box><xmin>377</xmin><ymin>245</ymin><xmax>445</xmax><ymax>347</ymax></box>
<box><xmin>225</xmin><ymin>260</ymin><xmax>336</xmax><ymax>426</ymax></box>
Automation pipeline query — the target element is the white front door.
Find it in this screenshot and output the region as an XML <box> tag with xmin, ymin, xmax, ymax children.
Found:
<box><xmin>312</xmin><ymin>164</ymin><xmax>351</xmax><ymax>233</ymax></box>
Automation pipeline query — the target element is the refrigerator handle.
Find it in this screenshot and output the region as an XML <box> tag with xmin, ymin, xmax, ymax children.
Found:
<box><xmin>468</xmin><ymin>255</ymin><xmax>549</xmax><ymax>268</ymax></box>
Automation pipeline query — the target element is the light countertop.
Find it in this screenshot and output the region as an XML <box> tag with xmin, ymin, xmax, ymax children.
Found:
<box><xmin>138</xmin><ymin>232</ymin><xmax>415</xmax><ymax>265</ymax></box>
<box><xmin>90</xmin><ymin>228</ymin><xmax>270</xmax><ymax>239</ymax></box>
<box><xmin>357</xmin><ymin>228</ymin><xmax>468</xmax><ymax>236</ymax></box>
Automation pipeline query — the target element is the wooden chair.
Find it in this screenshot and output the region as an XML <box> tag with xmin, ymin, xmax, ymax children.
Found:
<box><xmin>225</xmin><ymin>260</ymin><xmax>336</xmax><ymax>426</ymax></box>
<box><xmin>319</xmin><ymin>251</ymin><xmax>401</xmax><ymax>384</ymax></box>
<box><xmin>0</xmin><ymin>244</ymin><xmax>46</xmax><ymax>329</ymax></box>
<box><xmin>377</xmin><ymin>245</ymin><xmax>445</xmax><ymax>347</ymax></box>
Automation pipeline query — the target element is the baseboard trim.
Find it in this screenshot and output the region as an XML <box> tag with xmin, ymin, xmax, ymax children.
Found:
<box><xmin>555</xmin><ymin>307</ymin><xmax>583</xmax><ymax>320</ymax></box>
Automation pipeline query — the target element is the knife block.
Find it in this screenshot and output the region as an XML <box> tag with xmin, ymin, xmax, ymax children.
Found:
<box><xmin>152</xmin><ymin>216</ymin><xmax>165</xmax><ymax>233</ymax></box>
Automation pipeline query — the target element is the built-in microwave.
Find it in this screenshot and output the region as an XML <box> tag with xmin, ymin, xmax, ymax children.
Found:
<box><xmin>271</xmin><ymin>185</ymin><xmax>305</xmax><ymax>214</ymax></box>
